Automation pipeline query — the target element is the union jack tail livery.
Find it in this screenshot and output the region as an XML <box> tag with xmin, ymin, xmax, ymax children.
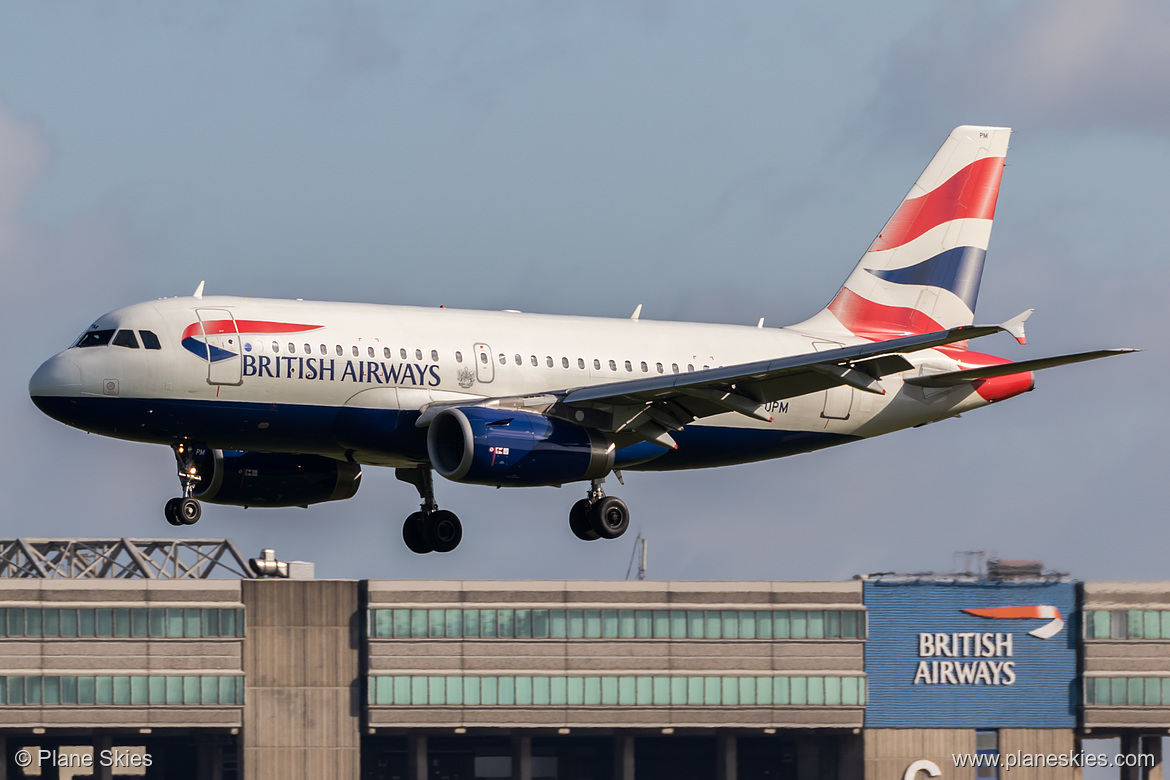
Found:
<box><xmin>801</xmin><ymin>126</ymin><xmax>1011</xmax><ymax>341</ymax></box>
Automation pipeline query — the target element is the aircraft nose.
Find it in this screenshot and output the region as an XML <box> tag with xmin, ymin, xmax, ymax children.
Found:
<box><xmin>29</xmin><ymin>353</ymin><xmax>82</xmax><ymax>401</ymax></box>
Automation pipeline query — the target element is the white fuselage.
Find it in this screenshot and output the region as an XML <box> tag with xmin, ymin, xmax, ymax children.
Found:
<box><xmin>30</xmin><ymin>294</ymin><xmax>1000</xmax><ymax>473</ymax></box>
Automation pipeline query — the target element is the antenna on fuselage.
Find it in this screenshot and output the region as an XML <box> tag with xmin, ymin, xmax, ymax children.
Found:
<box><xmin>193</xmin><ymin>280</ymin><xmax>206</xmax><ymax>300</ymax></box>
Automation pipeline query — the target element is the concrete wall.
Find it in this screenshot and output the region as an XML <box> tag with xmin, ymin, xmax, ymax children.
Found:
<box><xmin>242</xmin><ymin>579</ymin><xmax>360</xmax><ymax>780</ymax></box>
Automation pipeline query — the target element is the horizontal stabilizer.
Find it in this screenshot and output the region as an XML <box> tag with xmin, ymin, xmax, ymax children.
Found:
<box><xmin>904</xmin><ymin>349</ymin><xmax>1137</xmax><ymax>388</ymax></box>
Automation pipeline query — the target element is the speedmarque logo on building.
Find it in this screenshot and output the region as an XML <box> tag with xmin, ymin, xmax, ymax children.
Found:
<box><xmin>913</xmin><ymin>605</ymin><xmax>1064</xmax><ymax>686</ymax></box>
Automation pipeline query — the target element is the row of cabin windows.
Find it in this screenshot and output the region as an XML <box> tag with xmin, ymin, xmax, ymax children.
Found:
<box><xmin>74</xmin><ymin>329</ymin><xmax>161</xmax><ymax>350</ymax></box>
<box><xmin>265</xmin><ymin>342</ymin><xmax>712</xmax><ymax>374</ymax></box>
<box><xmin>495</xmin><ymin>354</ymin><xmax>709</xmax><ymax>373</ymax></box>
<box><xmin>270</xmin><ymin>342</ymin><xmax>441</xmax><ymax>362</ymax></box>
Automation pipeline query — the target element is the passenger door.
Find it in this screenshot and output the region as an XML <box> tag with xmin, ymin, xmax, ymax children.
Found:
<box><xmin>474</xmin><ymin>343</ymin><xmax>494</xmax><ymax>384</ymax></box>
<box><xmin>196</xmin><ymin>308</ymin><xmax>243</xmax><ymax>386</ymax></box>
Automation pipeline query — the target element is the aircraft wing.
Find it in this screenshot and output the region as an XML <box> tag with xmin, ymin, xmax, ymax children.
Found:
<box><xmin>903</xmin><ymin>348</ymin><xmax>1137</xmax><ymax>388</ymax></box>
<box><xmin>418</xmin><ymin>321</ymin><xmax>1022</xmax><ymax>449</ymax></box>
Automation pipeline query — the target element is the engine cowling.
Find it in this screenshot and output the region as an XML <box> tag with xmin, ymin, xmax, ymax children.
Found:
<box><xmin>188</xmin><ymin>448</ymin><xmax>361</xmax><ymax>507</ymax></box>
<box><xmin>427</xmin><ymin>407</ymin><xmax>613</xmax><ymax>487</ymax></box>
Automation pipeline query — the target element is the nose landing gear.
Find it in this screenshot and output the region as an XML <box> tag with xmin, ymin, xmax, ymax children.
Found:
<box><xmin>165</xmin><ymin>443</ymin><xmax>203</xmax><ymax>526</ymax></box>
<box><xmin>569</xmin><ymin>477</ymin><xmax>630</xmax><ymax>541</ymax></box>
<box><xmin>396</xmin><ymin>466</ymin><xmax>462</xmax><ymax>554</ymax></box>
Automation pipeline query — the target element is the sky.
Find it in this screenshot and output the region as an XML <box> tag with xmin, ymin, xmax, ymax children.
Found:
<box><xmin>1</xmin><ymin>0</ymin><xmax>1167</xmax><ymax>590</ymax></box>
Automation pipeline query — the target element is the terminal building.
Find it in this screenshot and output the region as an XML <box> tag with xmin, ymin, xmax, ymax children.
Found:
<box><xmin>0</xmin><ymin>539</ymin><xmax>1166</xmax><ymax>780</ymax></box>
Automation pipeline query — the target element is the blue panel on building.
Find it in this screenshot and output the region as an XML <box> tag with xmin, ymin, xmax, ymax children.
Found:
<box><xmin>864</xmin><ymin>580</ymin><xmax>1076</xmax><ymax>728</ymax></box>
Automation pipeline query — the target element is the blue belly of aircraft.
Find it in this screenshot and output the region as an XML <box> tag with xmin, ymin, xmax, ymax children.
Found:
<box><xmin>31</xmin><ymin>396</ymin><xmax>857</xmax><ymax>471</ymax></box>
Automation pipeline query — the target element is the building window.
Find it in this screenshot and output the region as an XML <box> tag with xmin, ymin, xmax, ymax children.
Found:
<box><xmin>1084</xmin><ymin>609</ymin><xmax>1170</xmax><ymax>639</ymax></box>
<box><xmin>0</xmin><ymin>608</ymin><xmax>244</xmax><ymax>639</ymax></box>
<box><xmin>0</xmin><ymin>675</ymin><xmax>244</xmax><ymax>706</ymax></box>
<box><xmin>367</xmin><ymin>607</ymin><xmax>866</xmax><ymax>641</ymax></box>
<box><xmin>368</xmin><ymin>674</ymin><xmax>865</xmax><ymax>708</ymax></box>
<box><xmin>975</xmin><ymin>730</ymin><xmax>999</xmax><ymax>780</ymax></box>
<box><xmin>1086</xmin><ymin>676</ymin><xmax>1170</xmax><ymax>706</ymax></box>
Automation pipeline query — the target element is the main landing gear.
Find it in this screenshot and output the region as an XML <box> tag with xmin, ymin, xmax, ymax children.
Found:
<box><xmin>165</xmin><ymin>443</ymin><xmax>202</xmax><ymax>527</ymax></box>
<box><xmin>569</xmin><ymin>477</ymin><xmax>630</xmax><ymax>542</ymax></box>
<box><xmin>396</xmin><ymin>466</ymin><xmax>462</xmax><ymax>554</ymax></box>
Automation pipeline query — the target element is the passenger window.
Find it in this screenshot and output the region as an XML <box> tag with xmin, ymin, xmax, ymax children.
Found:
<box><xmin>671</xmin><ymin>363</ymin><xmax>679</xmax><ymax>374</ymax></box>
<box><xmin>499</xmin><ymin>353</ymin><xmax>506</xmax><ymax>365</ymax></box>
<box><xmin>384</xmin><ymin>347</ymin><xmax>391</xmax><ymax>358</ymax></box>
<box><xmin>336</xmin><ymin>345</ymin><xmax>343</xmax><ymax>356</ymax></box>
<box><xmin>514</xmin><ymin>354</ymin><xmax>521</xmax><ymax>365</ymax></box>
<box><xmin>703</xmin><ymin>365</ymin><xmax>710</xmax><ymax>370</ymax></box>
<box><xmin>289</xmin><ymin>343</ymin><xmax>296</xmax><ymax>354</ymax></box>
<box><xmin>74</xmin><ymin>329</ymin><xmax>114</xmax><ymax>348</ymax></box>
<box><xmin>400</xmin><ymin>349</ymin><xmax>407</xmax><ymax>360</ymax></box>
<box><xmin>561</xmin><ymin>357</ymin><xmax>569</xmax><ymax>368</ymax></box>
<box><xmin>577</xmin><ymin>358</ymin><xmax>585</xmax><ymax>369</ymax></box>
<box><xmin>304</xmin><ymin>344</ymin><xmax>311</xmax><ymax>354</ymax></box>
<box><xmin>530</xmin><ymin>356</ymin><xmax>537</xmax><ymax>366</ymax></box>
<box><xmin>112</xmin><ymin>330</ymin><xmax>140</xmax><ymax>349</ymax></box>
<box><xmin>320</xmin><ymin>345</ymin><xmax>327</xmax><ymax>355</ymax></box>
<box><xmin>352</xmin><ymin>346</ymin><xmax>359</xmax><ymax>357</ymax></box>
<box><xmin>139</xmin><ymin>331</ymin><xmax>162</xmax><ymax>350</ymax></box>
<box><xmin>456</xmin><ymin>351</ymin><xmax>463</xmax><ymax>363</ymax></box>
<box><xmin>272</xmin><ymin>342</ymin><xmax>280</xmax><ymax>353</ymax></box>
<box><xmin>640</xmin><ymin>361</ymin><xmax>648</xmax><ymax>373</ymax></box>
<box><xmin>432</xmin><ymin>349</ymin><xmax>439</xmax><ymax>362</ymax></box>
<box><xmin>480</xmin><ymin>352</ymin><xmax>489</xmax><ymax>365</ymax></box>
<box><xmin>656</xmin><ymin>362</ymin><xmax>663</xmax><ymax>374</ymax></box>
<box><xmin>546</xmin><ymin>356</ymin><xmax>553</xmax><ymax>368</ymax></box>
<box><xmin>624</xmin><ymin>360</ymin><xmax>632</xmax><ymax>372</ymax></box>
<box><xmin>609</xmin><ymin>360</ymin><xmax>617</xmax><ymax>371</ymax></box>
<box><xmin>687</xmin><ymin>364</ymin><xmax>694</xmax><ymax>372</ymax></box>
<box><xmin>368</xmin><ymin>346</ymin><xmax>375</xmax><ymax>358</ymax></box>
<box><xmin>593</xmin><ymin>359</ymin><xmax>601</xmax><ymax>370</ymax></box>
<box><xmin>415</xmin><ymin>349</ymin><xmax>423</xmax><ymax>361</ymax></box>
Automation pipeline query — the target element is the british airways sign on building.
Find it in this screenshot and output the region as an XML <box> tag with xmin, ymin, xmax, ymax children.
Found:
<box><xmin>864</xmin><ymin>580</ymin><xmax>1076</xmax><ymax>728</ymax></box>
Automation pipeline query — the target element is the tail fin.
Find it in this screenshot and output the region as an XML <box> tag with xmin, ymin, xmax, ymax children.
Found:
<box><xmin>797</xmin><ymin>126</ymin><xmax>1011</xmax><ymax>341</ymax></box>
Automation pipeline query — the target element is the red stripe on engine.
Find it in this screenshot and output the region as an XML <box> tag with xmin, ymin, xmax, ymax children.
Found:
<box><xmin>869</xmin><ymin>156</ymin><xmax>1005</xmax><ymax>252</ymax></box>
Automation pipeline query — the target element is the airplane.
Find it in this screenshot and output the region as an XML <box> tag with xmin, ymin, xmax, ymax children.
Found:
<box><xmin>29</xmin><ymin>125</ymin><xmax>1134</xmax><ymax>554</ymax></box>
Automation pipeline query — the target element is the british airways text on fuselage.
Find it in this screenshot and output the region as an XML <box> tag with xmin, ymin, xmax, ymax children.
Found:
<box><xmin>242</xmin><ymin>355</ymin><xmax>441</xmax><ymax>387</ymax></box>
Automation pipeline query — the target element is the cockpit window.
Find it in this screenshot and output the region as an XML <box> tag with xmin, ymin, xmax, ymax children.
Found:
<box><xmin>75</xmin><ymin>330</ymin><xmax>115</xmax><ymax>348</ymax></box>
<box><xmin>112</xmin><ymin>330</ymin><xmax>140</xmax><ymax>349</ymax></box>
<box><xmin>139</xmin><ymin>330</ymin><xmax>162</xmax><ymax>350</ymax></box>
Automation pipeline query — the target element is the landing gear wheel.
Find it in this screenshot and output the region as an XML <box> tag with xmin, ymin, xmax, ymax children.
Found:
<box><xmin>178</xmin><ymin>497</ymin><xmax>201</xmax><ymax>525</ymax></box>
<box><xmin>425</xmin><ymin>510</ymin><xmax>463</xmax><ymax>553</ymax></box>
<box><xmin>569</xmin><ymin>499</ymin><xmax>600</xmax><ymax>541</ymax></box>
<box><xmin>164</xmin><ymin>498</ymin><xmax>183</xmax><ymax>527</ymax></box>
<box><xmin>591</xmin><ymin>496</ymin><xmax>630</xmax><ymax>539</ymax></box>
<box><xmin>403</xmin><ymin>511</ymin><xmax>434</xmax><ymax>554</ymax></box>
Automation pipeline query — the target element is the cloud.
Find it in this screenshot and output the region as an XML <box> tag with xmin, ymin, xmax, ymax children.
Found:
<box><xmin>0</xmin><ymin>102</ymin><xmax>49</xmax><ymax>259</ymax></box>
<box><xmin>305</xmin><ymin>0</ymin><xmax>399</xmax><ymax>93</ymax></box>
<box><xmin>873</xmin><ymin>0</ymin><xmax>1170</xmax><ymax>138</ymax></box>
